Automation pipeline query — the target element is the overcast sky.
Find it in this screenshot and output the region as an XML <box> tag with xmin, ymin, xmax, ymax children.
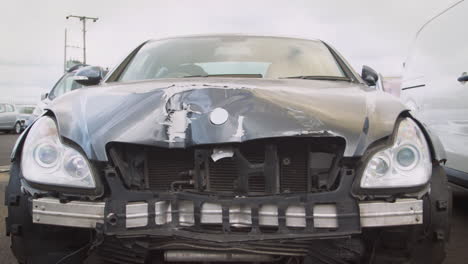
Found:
<box><xmin>0</xmin><ymin>0</ymin><xmax>458</xmax><ymax>103</ymax></box>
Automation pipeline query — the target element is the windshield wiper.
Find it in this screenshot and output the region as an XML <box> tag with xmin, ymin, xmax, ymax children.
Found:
<box><xmin>182</xmin><ymin>75</ymin><xmax>209</xmax><ymax>78</ymax></box>
<box><xmin>279</xmin><ymin>76</ymin><xmax>351</xmax><ymax>81</ymax></box>
<box><xmin>183</xmin><ymin>74</ymin><xmax>263</xmax><ymax>78</ymax></box>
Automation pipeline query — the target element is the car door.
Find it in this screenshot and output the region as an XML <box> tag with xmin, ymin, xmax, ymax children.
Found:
<box><xmin>5</xmin><ymin>104</ymin><xmax>17</xmax><ymax>128</ymax></box>
<box><xmin>401</xmin><ymin>0</ymin><xmax>468</xmax><ymax>173</ymax></box>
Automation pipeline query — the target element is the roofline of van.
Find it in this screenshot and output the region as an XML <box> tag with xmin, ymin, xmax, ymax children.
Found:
<box><xmin>415</xmin><ymin>0</ymin><xmax>464</xmax><ymax>38</ymax></box>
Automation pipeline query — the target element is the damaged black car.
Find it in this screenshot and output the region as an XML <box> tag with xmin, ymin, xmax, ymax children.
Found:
<box><xmin>5</xmin><ymin>35</ymin><xmax>450</xmax><ymax>264</ymax></box>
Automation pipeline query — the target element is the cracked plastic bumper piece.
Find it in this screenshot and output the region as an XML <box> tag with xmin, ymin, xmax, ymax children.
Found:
<box><xmin>32</xmin><ymin>198</ymin><xmax>423</xmax><ymax>229</ymax></box>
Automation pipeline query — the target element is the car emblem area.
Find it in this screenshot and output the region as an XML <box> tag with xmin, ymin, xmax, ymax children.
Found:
<box><xmin>210</xmin><ymin>107</ymin><xmax>229</xmax><ymax>125</ymax></box>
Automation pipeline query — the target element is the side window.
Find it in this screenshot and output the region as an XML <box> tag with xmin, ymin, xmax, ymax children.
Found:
<box><xmin>0</xmin><ymin>104</ymin><xmax>5</xmax><ymax>113</ymax></box>
<box><xmin>71</xmin><ymin>78</ymin><xmax>83</xmax><ymax>91</ymax></box>
<box><xmin>5</xmin><ymin>104</ymin><xmax>14</xmax><ymax>112</ymax></box>
<box><xmin>49</xmin><ymin>75</ymin><xmax>67</xmax><ymax>100</ymax></box>
<box><xmin>49</xmin><ymin>73</ymin><xmax>78</xmax><ymax>100</ymax></box>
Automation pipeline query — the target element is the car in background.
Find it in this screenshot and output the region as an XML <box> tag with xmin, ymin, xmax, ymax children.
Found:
<box><xmin>30</xmin><ymin>64</ymin><xmax>107</xmax><ymax>120</ymax></box>
<box><xmin>15</xmin><ymin>105</ymin><xmax>35</xmax><ymax>129</ymax></box>
<box><xmin>400</xmin><ymin>0</ymin><xmax>468</xmax><ymax>192</ymax></box>
<box><xmin>0</xmin><ymin>103</ymin><xmax>26</xmax><ymax>134</ymax></box>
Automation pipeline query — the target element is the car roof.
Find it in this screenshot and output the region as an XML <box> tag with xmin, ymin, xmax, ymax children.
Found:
<box><xmin>147</xmin><ymin>34</ymin><xmax>322</xmax><ymax>43</ymax></box>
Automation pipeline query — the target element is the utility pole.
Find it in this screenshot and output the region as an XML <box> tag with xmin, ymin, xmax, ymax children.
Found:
<box><xmin>66</xmin><ymin>15</ymin><xmax>99</xmax><ymax>64</ymax></box>
<box><xmin>64</xmin><ymin>28</ymin><xmax>67</xmax><ymax>72</ymax></box>
<box><xmin>63</xmin><ymin>28</ymin><xmax>83</xmax><ymax>72</ymax></box>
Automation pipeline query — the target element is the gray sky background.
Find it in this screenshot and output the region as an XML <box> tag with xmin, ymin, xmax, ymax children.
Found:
<box><xmin>0</xmin><ymin>0</ymin><xmax>457</xmax><ymax>104</ymax></box>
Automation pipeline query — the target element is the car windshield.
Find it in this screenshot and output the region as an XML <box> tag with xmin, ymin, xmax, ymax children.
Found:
<box><xmin>16</xmin><ymin>106</ymin><xmax>35</xmax><ymax>114</ymax></box>
<box><xmin>117</xmin><ymin>36</ymin><xmax>346</xmax><ymax>82</ymax></box>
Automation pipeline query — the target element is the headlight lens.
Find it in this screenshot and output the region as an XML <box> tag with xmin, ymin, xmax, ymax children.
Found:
<box><xmin>360</xmin><ymin>118</ymin><xmax>432</xmax><ymax>188</ymax></box>
<box><xmin>396</xmin><ymin>145</ymin><xmax>419</xmax><ymax>169</ymax></box>
<box><xmin>34</xmin><ymin>143</ymin><xmax>60</xmax><ymax>168</ymax></box>
<box><xmin>21</xmin><ymin>116</ymin><xmax>96</xmax><ymax>189</ymax></box>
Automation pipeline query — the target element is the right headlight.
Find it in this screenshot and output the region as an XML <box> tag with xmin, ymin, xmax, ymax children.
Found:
<box><xmin>21</xmin><ymin>116</ymin><xmax>96</xmax><ymax>189</ymax></box>
<box><xmin>360</xmin><ymin>118</ymin><xmax>432</xmax><ymax>189</ymax></box>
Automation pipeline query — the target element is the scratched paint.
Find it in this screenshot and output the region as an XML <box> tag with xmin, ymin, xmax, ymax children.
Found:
<box><xmin>33</xmin><ymin>77</ymin><xmax>433</xmax><ymax>162</ymax></box>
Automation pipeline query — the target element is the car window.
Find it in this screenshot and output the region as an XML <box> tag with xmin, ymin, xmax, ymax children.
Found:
<box><xmin>118</xmin><ymin>36</ymin><xmax>345</xmax><ymax>82</ymax></box>
<box><xmin>0</xmin><ymin>104</ymin><xmax>5</xmax><ymax>113</ymax></box>
<box><xmin>5</xmin><ymin>104</ymin><xmax>14</xmax><ymax>112</ymax></box>
<box><xmin>16</xmin><ymin>106</ymin><xmax>35</xmax><ymax>114</ymax></box>
<box><xmin>49</xmin><ymin>72</ymin><xmax>83</xmax><ymax>100</ymax></box>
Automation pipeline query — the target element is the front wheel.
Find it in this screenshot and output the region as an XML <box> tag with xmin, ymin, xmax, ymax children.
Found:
<box><xmin>13</xmin><ymin>122</ymin><xmax>21</xmax><ymax>134</ymax></box>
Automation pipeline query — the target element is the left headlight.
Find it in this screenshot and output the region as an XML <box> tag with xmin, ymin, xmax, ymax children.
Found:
<box><xmin>21</xmin><ymin>116</ymin><xmax>96</xmax><ymax>189</ymax></box>
<box><xmin>360</xmin><ymin>118</ymin><xmax>432</xmax><ymax>189</ymax></box>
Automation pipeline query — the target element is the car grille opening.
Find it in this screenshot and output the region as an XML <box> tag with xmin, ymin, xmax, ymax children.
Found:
<box><xmin>147</xmin><ymin>149</ymin><xmax>194</xmax><ymax>191</ymax></box>
<box><xmin>110</xmin><ymin>137</ymin><xmax>345</xmax><ymax>195</ymax></box>
<box><xmin>279</xmin><ymin>141</ymin><xmax>309</xmax><ymax>193</ymax></box>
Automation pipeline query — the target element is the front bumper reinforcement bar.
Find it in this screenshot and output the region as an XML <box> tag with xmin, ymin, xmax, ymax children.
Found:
<box><xmin>32</xmin><ymin>197</ymin><xmax>423</xmax><ymax>230</ymax></box>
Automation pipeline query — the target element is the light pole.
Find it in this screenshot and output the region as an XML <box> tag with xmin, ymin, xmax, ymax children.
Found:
<box><xmin>66</xmin><ymin>15</ymin><xmax>99</xmax><ymax>64</ymax></box>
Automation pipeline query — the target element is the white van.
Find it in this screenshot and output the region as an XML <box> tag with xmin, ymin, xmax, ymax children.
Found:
<box><xmin>400</xmin><ymin>0</ymin><xmax>468</xmax><ymax>190</ymax></box>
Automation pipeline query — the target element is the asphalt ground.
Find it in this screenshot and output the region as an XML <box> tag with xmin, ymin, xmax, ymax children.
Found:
<box><xmin>0</xmin><ymin>172</ymin><xmax>16</xmax><ymax>263</ymax></box>
<box><xmin>0</xmin><ymin>133</ymin><xmax>17</xmax><ymax>166</ymax></box>
<box><xmin>0</xmin><ymin>133</ymin><xmax>466</xmax><ymax>263</ymax></box>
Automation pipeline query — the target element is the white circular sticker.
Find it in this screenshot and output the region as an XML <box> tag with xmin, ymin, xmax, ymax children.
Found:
<box><xmin>210</xmin><ymin>108</ymin><xmax>229</xmax><ymax>125</ymax></box>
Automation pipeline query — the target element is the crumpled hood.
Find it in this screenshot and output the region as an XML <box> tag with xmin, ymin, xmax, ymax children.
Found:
<box><xmin>49</xmin><ymin>78</ymin><xmax>407</xmax><ymax>161</ymax></box>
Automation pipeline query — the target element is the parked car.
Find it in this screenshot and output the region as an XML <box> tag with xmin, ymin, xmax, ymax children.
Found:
<box><xmin>29</xmin><ymin>64</ymin><xmax>106</xmax><ymax>120</ymax></box>
<box><xmin>15</xmin><ymin>105</ymin><xmax>35</xmax><ymax>129</ymax></box>
<box><xmin>6</xmin><ymin>35</ymin><xmax>450</xmax><ymax>264</ymax></box>
<box><xmin>0</xmin><ymin>103</ymin><xmax>25</xmax><ymax>134</ymax></box>
<box><xmin>400</xmin><ymin>0</ymin><xmax>468</xmax><ymax>192</ymax></box>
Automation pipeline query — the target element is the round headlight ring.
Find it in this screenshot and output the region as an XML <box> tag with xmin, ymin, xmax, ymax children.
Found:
<box><xmin>33</xmin><ymin>142</ymin><xmax>60</xmax><ymax>168</ymax></box>
<box><xmin>395</xmin><ymin>144</ymin><xmax>419</xmax><ymax>171</ymax></box>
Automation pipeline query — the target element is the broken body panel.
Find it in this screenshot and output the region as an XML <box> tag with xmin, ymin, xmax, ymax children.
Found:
<box><xmin>48</xmin><ymin>78</ymin><xmax>406</xmax><ymax>160</ymax></box>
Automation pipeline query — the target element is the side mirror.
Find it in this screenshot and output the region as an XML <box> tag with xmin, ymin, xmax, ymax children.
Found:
<box><xmin>40</xmin><ymin>93</ymin><xmax>48</xmax><ymax>100</ymax></box>
<box><xmin>361</xmin><ymin>65</ymin><xmax>379</xmax><ymax>86</ymax></box>
<box><xmin>73</xmin><ymin>66</ymin><xmax>104</xmax><ymax>86</ymax></box>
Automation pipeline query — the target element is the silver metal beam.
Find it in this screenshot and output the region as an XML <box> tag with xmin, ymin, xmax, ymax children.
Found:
<box><xmin>32</xmin><ymin>198</ymin><xmax>423</xmax><ymax>229</ymax></box>
<box><xmin>32</xmin><ymin>198</ymin><xmax>105</xmax><ymax>228</ymax></box>
<box><xmin>126</xmin><ymin>202</ymin><xmax>148</xmax><ymax>228</ymax></box>
<box><xmin>164</xmin><ymin>250</ymin><xmax>276</xmax><ymax>262</ymax></box>
<box><xmin>359</xmin><ymin>199</ymin><xmax>423</xmax><ymax>227</ymax></box>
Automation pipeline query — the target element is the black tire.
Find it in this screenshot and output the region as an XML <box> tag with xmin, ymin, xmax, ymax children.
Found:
<box><xmin>6</xmin><ymin>161</ymin><xmax>91</xmax><ymax>263</ymax></box>
<box><xmin>369</xmin><ymin>165</ymin><xmax>451</xmax><ymax>264</ymax></box>
<box><xmin>12</xmin><ymin>122</ymin><xmax>21</xmax><ymax>134</ymax></box>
